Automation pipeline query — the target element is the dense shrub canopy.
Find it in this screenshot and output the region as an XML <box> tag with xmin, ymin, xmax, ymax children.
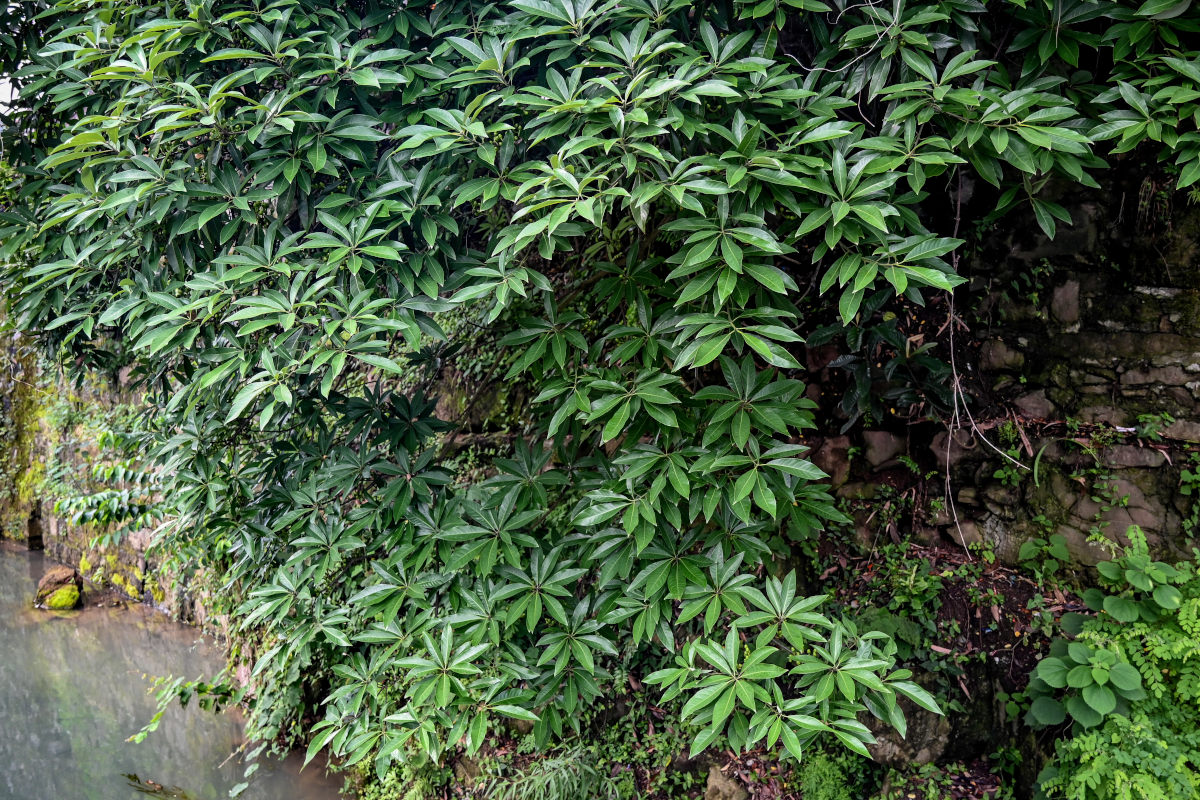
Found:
<box><xmin>2</xmin><ymin>0</ymin><xmax>1200</xmax><ymax>781</ymax></box>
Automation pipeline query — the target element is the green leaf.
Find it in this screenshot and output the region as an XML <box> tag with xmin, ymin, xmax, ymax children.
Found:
<box><xmin>686</xmin><ymin>334</ymin><xmax>732</xmax><ymax>369</ymax></box>
<box><xmin>1153</xmin><ymin>584</ymin><xmax>1182</xmax><ymax>610</ymax></box>
<box><xmin>1109</xmin><ymin>662</ymin><xmax>1142</xmax><ymax>692</ymax></box>
<box><xmin>838</xmin><ymin>290</ymin><xmax>864</xmax><ymax>324</ymax></box>
<box><xmin>1103</xmin><ymin>595</ymin><xmax>1140</xmax><ymax>623</ymax></box>
<box><xmin>226</xmin><ymin>381</ymin><xmax>271</xmax><ymax>423</ymax></box>
<box><xmin>732</xmin><ymin>469</ymin><xmax>758</xmax><ymax>504</ymax></box>
<box><xmin>689</xmin><ymin>724</ymin><xmax>724</xmax><ymax>758</ymax></box>
<box><xmin>492</xmin><ymin>705</ymin><xmax>539</xmax><ymax>722</ymax></box>
<box><xmin>1135</xmin><ymin>0</ymin><xmax>1190</xmax><ymax>16</ymax></box>
<box><xmin>1066</xmin><ymin>665</ymin><xmax>1094</xmax><ymax>689</ymax></box>
<box><xmin>1066</xmin><ymin>695</ymin><xmax>1104</xmax><ymax>728</ymax></box>
<box><xmin>602</xmin><ymin>400</ymin><xmax>632</xmax><ymax>442</ymax></box>
<box><xmin>1082</xmin><ymin>683</ymin><xmax>1116</xmax><ymax>716</ymax></box>
<box><xmin>891</xmin><ymin>681</ymin><xmax>941</xmax><ymax>714</ymax></box>
<box><xmin>1036</xmin><ymin>657</ymin><xmax>1069</xmax><ymax>689</ymax></box>
<box><xmin>1029</xmin><ymin>696</ymin><xmax>1066</xmax><ymax>726</ymax></box>
<box><xmin>740</xmin><ymin>332</ymin><xmax>801</xmax><ymax>369</ymax></box>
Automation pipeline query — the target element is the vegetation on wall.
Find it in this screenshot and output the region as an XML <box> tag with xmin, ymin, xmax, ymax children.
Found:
<box><xmin>2</xmin><ymin>0</ymin><xmax>1200</xmax><ymax>796</ymax></box>
<box><xmin>1029</xmin><ymin>528</ymin><xmax>1200</xmax><ymax>800</ymax></box>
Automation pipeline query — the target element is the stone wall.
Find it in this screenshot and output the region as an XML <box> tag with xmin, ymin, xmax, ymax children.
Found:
<box><xmin>0</xmin><ymin>351</ymin><xmax>196</xmax><ymax>619</ymax></box>
<box><xmin>0</xmin><ymin>331</ymin><xmax>45</xmax><ymax>548</ymax></box>
<box><xmin>831</xmin><ymin>176</ymin><xmax>1200</xmax><ymax>567</ymax></box>
<box><xmin>960</xmin><ymin>272</ymin><xmax>1198</xmax><ymax>562</ymax></box>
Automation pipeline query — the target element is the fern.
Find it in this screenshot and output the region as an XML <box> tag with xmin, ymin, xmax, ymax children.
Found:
<box><xmin>483</xmin><ymin>747</ymin><xmax>617</xmax><ymax>800</ymax></box>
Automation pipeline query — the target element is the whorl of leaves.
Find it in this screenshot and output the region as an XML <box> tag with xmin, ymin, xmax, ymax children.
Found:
<box><xmin>1</xmin><ymin>0</ymin><xmax>1199</xmax><ymax>778</ymax></box>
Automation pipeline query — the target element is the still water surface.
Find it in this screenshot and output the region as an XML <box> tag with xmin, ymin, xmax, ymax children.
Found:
<box><xmin>0</xmin><ymin>546</ymin><xmax>342</xmax><ymax>800</ymax></box>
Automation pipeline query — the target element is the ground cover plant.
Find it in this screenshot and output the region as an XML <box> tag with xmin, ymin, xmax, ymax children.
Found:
<box><xmin>1028</xmin><ymin>527</ymin><xmax>1200</xmax><ymax>800</ymax></box>
<box><xmin>3</xmin><ymin>0</ymin><xmax>1200</xmax><ymax>796</ymax></box>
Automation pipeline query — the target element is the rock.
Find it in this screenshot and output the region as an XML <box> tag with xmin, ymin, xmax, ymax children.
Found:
<box><xmin>811</xmin><ymin>436</ymin><xmax>851</xmax><ymax>487</ymax></box>
<box><xmin>868</xmin><ymin>693</ymin><xmax>951</xmax><ymax>766</ymax></box>
<box><xmin>979</xmin><ymin>339</ymin><xmax>1024</xmax><ymax>371</ymax></box>
<box><xmin>836</xmin><ymin>481</ymin><xmax>873</xmax><ymax>500</ymax></box>
<box><xmin>1014</xmin><ymin>390</ymin><xmax>1055</xmax><ymax>420</ymax></box>
<box><xmin>1105</xmin><ymin>445</ymin><xmax>1167</xmax><ymax>469</ymax></box>
<box><xmin>863</xmin><ymin>430</ymin><xmax>905</xmax><ymax>468</ymax></box>
<box><xmin>36</xmin><ymin>565</ymin><xmax>82</xmax><ymax>610</ymax></box>
<box><xmin>1051</xmin><ymin>280</ymin><xmax>1081</xmax><ymax>325</ymax></box>
<box><xmin>44</xmin><ymin>585</ymin><xmax>80</xmax><ymax>610</ymax></box>
<box><xmin>506</xmin><ymin>717</ymin><xmax>535</xmax><ymax>735</ymax></box>
<box><xmin>1166</xmin><ymin>419</ymin><xmax>1200</xmax><ymax>442</ymax></box>
<box><xmin>931</xmin><ymin>429</ymin><xmax>976</xmax><ymax>468</ymax></box>
<box><xmin>982</xmin><ymin>514</ymin><xmax>1016</xmax><ymax>560</ymax></box>
<box><xmin>1077</xmin><ymin>405</ymin><xmax>1131</xmax><ymax>426</ymax></box>
<box><xmin>1120</xmin><ymin>365</ymin><xmax>1190</xmax><ymax>386</ymax></box>
<box><xmin>453</xmin><ymin>755</ymin><xmax>482</xmax><ymax>786</ymax></box>
<box><xmin>1053</xmin><ymin>525</ymin><xmax>1111</xmax><ymax>567</ymax></box>
<box><xmin>982</xmin><ymin>484</ymin><xmax>1018</xmax><ymax>514</ymax></box>
<box><xmin>432</xmin><ymin>366</ymin><xmax>507</xmax><ymax>431</ymax></box>
<box><xmin>952</xmin><ymin>519</ymin><xmax>983</xmax><ymax>547</ymax></box>
<box><xmin>913</xmin><ymin>525</ymin><xmax>941</xmax><ymax>545</ymax></box>
<box><xmin>704</xmin><ymin>766</ymin><xmax>748</xmax><ymax>800</ymax></box>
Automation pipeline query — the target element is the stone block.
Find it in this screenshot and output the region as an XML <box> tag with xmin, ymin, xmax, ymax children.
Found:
<box><xmin>954</xmin><ymin>519</ymin><xmax>983</xmax><ymax>547</ymax></box>
<box><xmin>868</xmin><ymin>692</ymin><xmax>951</xmax><ymax>766</ymax></box>
<box><xmin>705</xmin><ymin>767</ymin><xmax>748</xmax><ymax>800</ymax></box>
<box><xmin>931</xmin><ymin>429</ymin><xmax>977</xmax><ymax>468</ymax></box>
<box><xmin>1077</xmin><ymin>405</ymin><xmax>1131</xmax><ymax>426</ymax></box>
<box><xmin>1051</xmin><ymin>280</ymin><xmax>1081</xmax><ymax>325</ymax></box>
<box><xmin>35</xmin><ymin>565</ymin><xmax>83</xmax><ymax>610</ymax></box>
<box><xmin>863</xmin><ymin>430</ymin><xmax>905</xmax><ymax>468</ymax></box>
<box><xmin>980</xmin><ymin>339</ymin><xmax>1025</xmax><ymax>371</ymax></box>
<box><xmin>1167</xmin><ymin>419</ymin><xmax>1200</xmax><ymax>442</ymax></box>
<box><xmin>1014</xmin><ymin>390</ymin><xmax>1054</xmax><ymax>420</ymax></box>
<box><xmin>811</xmin><ymin>435</ymin><xmax>851</xmax><ymax>487</ymax></box>
<box><xmin>1120</xmin><ymin>365</ymin><xmax>1190</xmax><ymax>386</ymax></box>
<box><xmin>1104</xmin><ymin>445</ymin><xmax>1167</xmax><ymax>469</ymax></box>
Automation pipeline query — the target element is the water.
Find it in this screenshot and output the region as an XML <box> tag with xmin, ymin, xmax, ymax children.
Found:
<box><xmin>0</xmin><ymin>546</ymin><xmax>343</xmax><ymax>800</ymax></box>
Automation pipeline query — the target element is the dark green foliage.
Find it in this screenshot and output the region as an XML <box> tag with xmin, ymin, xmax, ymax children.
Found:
<box><xmin>1029</xmin><ymin>527</ymin><xmax>1200</xmax><ymax>799</ymax></box>
<box><xmin>1028</xmin><ymin>643</ymin><xmax>1144</xmax><ymax>729</ymax></box>
<box><xmin>1027</xmin><ymin>528</ymin><xmax>1189</xmax><ymax>731</ymax></box>
<box><xmin>50</xmin><ymin>417</ymin><xmax>165</xmax><ymax>544</ymax></box>
<box><xmin>1036</xmin><ymin>704</ymin><xmax>1200</xmax><ymax>800</ymax></box>
<box><xmin>482</xmin><ymin>746</ymin><xmax>618</xmax><ymax>800</ymax></box>
<box><xmin>2</xmin><ymin>0</ymin><xmax>1200</xmax><ymax>783</ymax></box>
<box><xmin>796</xmin><ymin>751</ymin><xmax>854</xmax><ymax>800</ymax></box>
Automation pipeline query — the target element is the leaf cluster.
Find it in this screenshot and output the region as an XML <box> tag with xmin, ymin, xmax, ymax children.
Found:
<box><xmin>2</xmin><ymin>0</ymin><xmax>1199</xmax><ymax>778</ymax></box>
<box><xmin>1028</xmin><ymin>527</ymin><xmax>1200</xmax><ymax>797</ymax></box>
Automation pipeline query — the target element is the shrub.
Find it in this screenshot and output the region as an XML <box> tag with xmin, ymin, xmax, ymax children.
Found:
<box><xmin>1029</xmin><ymin>528</ymin><xmax>1200</xmax><ymax>799</ymax></box>
<box><xmin>3</xmin><ymin>0</ymin><xmax>1200</xmax><ymax>779</ymax></box>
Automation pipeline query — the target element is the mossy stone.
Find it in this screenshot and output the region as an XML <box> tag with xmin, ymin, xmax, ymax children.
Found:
<box><xmin>45</xmin><ymin>584</ymin><xmax>80</xmax><ymax>610</ymax></box>
<box><xmin>35</xmin><ymin>564</ymin><xmax>83</xmax><ymax>609</ymax></box>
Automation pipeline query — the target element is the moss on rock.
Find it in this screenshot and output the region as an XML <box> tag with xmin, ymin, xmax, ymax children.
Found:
<box><xmin>44</xmin><ymin>584</ymin><xmax>80</xmax><ymax>610</ymax></box>
<box><xmin>35</xmin><ymin>564</ymin><xmax>83</xmax><ymax>610</ymax></box>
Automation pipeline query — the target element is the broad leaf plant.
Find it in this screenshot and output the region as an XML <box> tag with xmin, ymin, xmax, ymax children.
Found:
<box><xmin>2</xmin><ymin>0</ymin><xmax>1199</xmax><ymax>778</ymax></box>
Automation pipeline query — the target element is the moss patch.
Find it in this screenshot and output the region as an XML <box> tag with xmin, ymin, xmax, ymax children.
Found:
<box><xmin>45</xmin><ymin>584</ymin><xmax>80</xmax><ymax>610</ymax></box>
